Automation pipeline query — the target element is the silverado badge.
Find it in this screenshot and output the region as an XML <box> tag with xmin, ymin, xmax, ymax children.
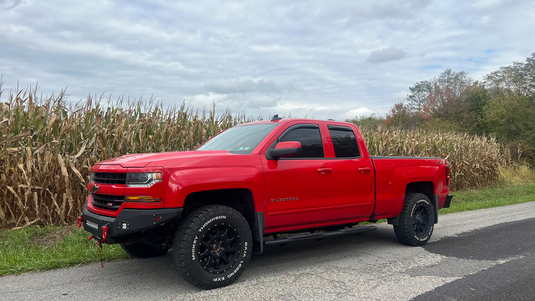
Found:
<box><xmin>271</xmin><ymin>197</ymin><xmax>299</xmax><ymax>202</ymax></box>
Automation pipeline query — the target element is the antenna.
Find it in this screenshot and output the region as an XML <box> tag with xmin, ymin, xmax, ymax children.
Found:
<box><xmin>271</xmin><ymin>114</ymin><xmax>282</xmax><ymax>122</ymax></box>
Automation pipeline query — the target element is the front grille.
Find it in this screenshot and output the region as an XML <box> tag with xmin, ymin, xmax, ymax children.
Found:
<box><xmin>92</xmin><ymin>194</ymin><xmax>125</xmax><ymax>211</ymax></box>
<box><xmin>93</xmin><ymin>172</ymin><xmax>127</xmax><ymax>185</ymax></box>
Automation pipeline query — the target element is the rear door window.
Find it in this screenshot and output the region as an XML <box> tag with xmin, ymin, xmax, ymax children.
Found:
<box><xmin>328</xmin><ymin>126</ymin><xmax>360</xmax><ymax>158</ymax></box>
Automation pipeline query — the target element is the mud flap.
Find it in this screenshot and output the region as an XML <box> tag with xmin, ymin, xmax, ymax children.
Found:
<box><xmin>387</xmin><ymin>215</ymin><xmax>400</xmax><ymax>226</ymax></box>
<box><xmin>253</xmin><ymin>212</ymin><xmax>264</xmax><ymax>254</ymax></box>
<box><xmin>433</xmin><ymin>195</ymin><xmax>439</xmax><ymax>224</ymax></box>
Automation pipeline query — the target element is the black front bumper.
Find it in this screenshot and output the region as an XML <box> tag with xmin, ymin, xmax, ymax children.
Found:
<box><xmin>82</xmin><ymin>204</ymin><xmax>183</xmax><ymax>244</ymax></box>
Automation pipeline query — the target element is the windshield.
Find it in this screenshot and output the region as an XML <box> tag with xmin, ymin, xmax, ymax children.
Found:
<box><xmin>197</xmin><ymin>123</ymin><xmax>279</xmax><ymax>154</ymax></box>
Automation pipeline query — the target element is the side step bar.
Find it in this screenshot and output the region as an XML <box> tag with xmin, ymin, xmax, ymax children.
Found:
<box><xmin>264</xmin><ymin>226</ymin><xmax>377</xmax><ymax>247</ymax></box>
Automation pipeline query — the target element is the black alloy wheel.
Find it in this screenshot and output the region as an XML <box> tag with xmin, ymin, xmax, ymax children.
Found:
<box><xmin>198</xmin><ymin>223</ymin><xmax>240</xmax><ymax>274</ymax></box>
<box><xmin>172</xmin><ymin>205</ymin><xmax>252</xmax><ymax>289</ymax></box>
<box><xmin>394</xmin><ymin>193</ymin><xmax>435</xmax><ymax>246</ymax></box>
<box><xmin>412</xmin><ymin>203</ymin><xmax>431</xmax><ymax>240</ymax></box>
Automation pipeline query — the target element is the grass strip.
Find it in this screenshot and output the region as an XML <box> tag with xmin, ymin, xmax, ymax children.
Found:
<box><xmin>1</xmin><ymin>183</ymin><xmax>534</xmax><ymax>276</ymax></box>
<box><xmin>0</xmin><ymin>226</ymin><xmax>128</xmax><ymax>276</ymax></box>
<box><xmin>441</xmin><ymin>183</ymin><xmax>535</xmax><ymax>214</ymax></box>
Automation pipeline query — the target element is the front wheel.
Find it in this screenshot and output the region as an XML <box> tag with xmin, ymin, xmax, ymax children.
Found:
<box><xmin>172</xmin><ymin>205</ymin><xmax>252</xmax><ymax>289</ymax></box>
<box><xmin>394</xmin><ymin>193</ymin><xmax>435</xmax><ymax>246</ymax></box>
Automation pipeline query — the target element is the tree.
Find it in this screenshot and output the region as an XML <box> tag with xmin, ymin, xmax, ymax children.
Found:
<box><xmin>385</xmin><ymin>102</ymin><xmax>414</xmax><ymax>129</ymax></box>
<box><xmin>462</xmin><ymin>84</ymin><xmax>490</xmax><ymax>135</ymax></box>
<box><xmin>482</xmin><ymin>53</ymin><xmax>535</xmax><ymax>154</ymax></box>
<box><xmin>404</xmin><ymin>69</ymin><xmax>473</xmax><ymax>130</ymax></box>
<box><xmin>484</xmin><ymin>52</ymin><xmax>535</xmax><ymax>101</ymax></box>
<box><xmin>388</xmin><ymin>53</ymin><xmax>535</xmax><ymax>149</ymax></box>
<box><xmin>483</xmin><ymin>94</ymin><xmax>535</xmax><ymax>147</ymax></box>
<box><xmin>347</xmin><ymin>114</ymin><xmax>386</xmax><ymax>131</ymax></box>
<box><xmin>406</xmin><ymin>80</ymin><xmax>434</xmax><ymax>113</ymax></box>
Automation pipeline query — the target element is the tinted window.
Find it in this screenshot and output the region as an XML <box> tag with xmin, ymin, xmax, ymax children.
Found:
<box><xmin>197</xmin><ymin>123</ymin><xmax>279</xmax><ymax>154</ymax></box>
<box><xmin>280</xmin><ymin>127</ymin><xmax>324</xmax><ymax>158</ymax></box>
<box><xmin>329</xmin><ymin>127</ymin><xmax>360</xmax><ymax>158</ymax></box>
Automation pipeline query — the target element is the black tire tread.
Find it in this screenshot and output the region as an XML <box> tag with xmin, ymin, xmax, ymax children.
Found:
<box><xmin>393</xmin><ymin>192</ymin><xmax>435</xmax><ymax>246</ymax></box>
<box><xmin>172</xmin><ymin>205</ymin><xmax>252</xmax><ymax>289</ymax></box>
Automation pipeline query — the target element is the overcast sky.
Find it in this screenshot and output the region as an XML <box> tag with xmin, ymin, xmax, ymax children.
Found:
<box><xmin>1</xmin><ymin>0</ymin><xmax>534</xmax><ymax>120</ymax></box>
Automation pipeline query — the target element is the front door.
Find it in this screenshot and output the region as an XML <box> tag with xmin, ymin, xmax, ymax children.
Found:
<box><xmin>262</xmin><ymin>123</ymin><xmax>336</xmax><ymax>230</ymax></box>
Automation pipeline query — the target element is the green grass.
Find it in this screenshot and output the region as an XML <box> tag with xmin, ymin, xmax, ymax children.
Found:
<box><xmin>1</xmin><ymin>183</ymin><xmax>535</xmax><ymax>277</ymax></box>
<box><xmin>0</xmin><ymin>226</ymin><xmax>128</xmax><ymax>276</ymax></box>
<box><xmin>440</xmin><ymin>183</ymin><xmax>535</xmax><ymax>214</ymax></box>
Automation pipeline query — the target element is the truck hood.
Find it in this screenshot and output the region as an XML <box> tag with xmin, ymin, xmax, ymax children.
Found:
<box><xmin>95</xmin><ymin>150</ymin><xmax>231</xmax><ymax>168</ymax></box>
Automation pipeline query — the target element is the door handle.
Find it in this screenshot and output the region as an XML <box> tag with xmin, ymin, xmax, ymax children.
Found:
<box><xmin>317</xmin><ymin>167</ymin><xmax>332</xmax><ymax>174</ymax></box>
<box><xmin>358</xmin><ymin>166</ymin><xmax>371</xmax><ymax>173</ymax></box>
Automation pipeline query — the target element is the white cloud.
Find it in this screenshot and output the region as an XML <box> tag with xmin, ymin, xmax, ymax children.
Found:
<box><xmin>188</xmin><ymin>92</ymin><xmax>280</xmax><ymax>111</ymax></box>
<box><xmin>249</xmin><ymin>45</ymin><xmax>284</xmax><ymax>52</ymax></box>
<box><xmin>337</xmin><ymin>108</ymin><xmax>376</xmax><ymax>121</ymax></box>
<box><xmin>1</xmin><ymin>0</ymin><xmax>22</xmax><ymax>9</ymax></box>
<box><xmin>0</xmin><ymin>0</ymin><xmax>534</xmax><ymax>121</ymax></box>
<box><xmin>202</xmin><ymin>79</ymin><xmax>297</xmax><ymax>95</ymax></box>
<box><xmin>367</xmin><ymin>47</ymin><xmax>407</xmax><ymax>64</ymax></box>
<box><xmin>392</xmin><ymin>90</ymin><xmax>409</xmax><ymax>101</ymax></box>
<box><xmin>473</xmin><ymin>0</ymin><xmax>502</xmax><ymax>8</ymax></box>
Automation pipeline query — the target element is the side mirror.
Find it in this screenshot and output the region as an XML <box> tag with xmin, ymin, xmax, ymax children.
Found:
<box><xmin>268</xmin><ymin>141</ymin><xmax>302</xmax><ymax>159</ymax></box>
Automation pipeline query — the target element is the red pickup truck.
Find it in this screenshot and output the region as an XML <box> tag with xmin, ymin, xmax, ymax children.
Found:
<box><xmin>81</xmin><ymin>116</ymin><xmax>452</xmax><ymax>289</ymax></box>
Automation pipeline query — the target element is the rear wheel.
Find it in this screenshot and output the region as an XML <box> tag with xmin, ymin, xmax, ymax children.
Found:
<box><xmin>120</xmin><ymin>241</ymin><xmax>168</xmax><ymax>258</ymax></box>
<box><xmin>394</xmin><ymin>193</ymin><xmax>435</xmax><ymax>246</ymax></box>
<box><xmin>172</xmin><ymin>205</ymin><xmax>252</xmax><ymax>289</ymax></box>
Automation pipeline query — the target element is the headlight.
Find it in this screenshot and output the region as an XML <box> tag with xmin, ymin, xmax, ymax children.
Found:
<box><xmin>90</xmin><ymin>172</ymin><xmax>95</xmax><ymax>182</ymax></box>
<box><xmin>126</xmin><ymin>172</ymin><xmax>162</xmax><ymax>187</ymax></box>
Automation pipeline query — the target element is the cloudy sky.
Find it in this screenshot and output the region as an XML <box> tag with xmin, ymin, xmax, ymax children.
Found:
<box><xmin>1</xmin><ymin>0</ymin><xmax>534</xmax><ymax>120</ymax></box>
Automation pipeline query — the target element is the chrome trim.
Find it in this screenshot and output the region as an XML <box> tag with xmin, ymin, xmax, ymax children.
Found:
<box><xmin>86</xmin><ymin>220</ymin><xmax>99</xmax><ymax>230</ymax></box>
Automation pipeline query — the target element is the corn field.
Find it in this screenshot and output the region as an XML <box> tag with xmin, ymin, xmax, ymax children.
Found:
<box><xmin>1</xmin><ymin>85</ymin><xmax>510</xmax><ymax>228</ymax></box>
<box><xmin>362</xmin><ymin>128</ymin><xmax>509</xmax><ymax>191</ymax></box>
<box><xmin>0</xmin><ymin>85</ymin><xmax>257</xmax><ymax>228</ymax></box>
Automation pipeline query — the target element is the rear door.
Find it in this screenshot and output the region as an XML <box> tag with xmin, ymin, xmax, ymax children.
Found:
<box><xmin>262</xmin><ymin>123</ymin><xmax>336</xmax><ymax>230</ymax></box>
<box><xmin>327</xmin><ymin>125</ymin><xmax>375</xmax><ymax>219</ymax></box>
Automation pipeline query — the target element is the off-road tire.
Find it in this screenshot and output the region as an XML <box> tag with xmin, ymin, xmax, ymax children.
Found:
<box><xmin>394</xmin><ymin>193</ymin><xmax>435</xmax><ymax>246</ymax></box>
<box><xmin>120</xmin><ymin>241</ymin><xmax>168</xmax><ymax>258</ymax></box>
<box><xmin>172</xmin><ymin>205</ymin><xmax>252</xmax><ymax>289</ymax></box>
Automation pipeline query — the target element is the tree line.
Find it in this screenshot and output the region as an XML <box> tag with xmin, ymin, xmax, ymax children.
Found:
<box><xmin>351</xmin><ymin>52</ymin><xmax>535</xmax><ymax>166</ymax></box>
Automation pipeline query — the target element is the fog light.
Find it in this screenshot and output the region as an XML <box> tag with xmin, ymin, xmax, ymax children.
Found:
<box><xmin>118</xmin><ymin>222</ymin><xmax>129</xmax><ymax>230</ymax></box>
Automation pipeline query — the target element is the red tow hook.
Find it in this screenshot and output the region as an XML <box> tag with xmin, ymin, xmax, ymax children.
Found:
<box><xmin>101</xmin><ymin>225</ymin><xmax>108</xmax><ymax>244</ymax></box>
<box><xmin>87</xmin><ymin>226</ymin><xmax>108</xmax><ymax>269</ymax></box>
<box><xmin>87</xmin><ymin>226</ymin><xmax>108</xmax><ymax>244</ymax></box>
<box><xmin>77</xmin><ymin>216</ymin><xmax>83</xmax><ymax>228</ymax></box>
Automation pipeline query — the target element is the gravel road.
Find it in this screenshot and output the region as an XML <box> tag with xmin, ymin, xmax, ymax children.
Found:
<box><xmin>1</xmin><ymin>202</ymin><xmax>534</xmax><ymax>301</ymax></box>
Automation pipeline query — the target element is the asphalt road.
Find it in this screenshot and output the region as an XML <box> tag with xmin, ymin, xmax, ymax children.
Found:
<box><xmin>1</xmin><ymin>202</ymin><xmax>534</xmax><ymax>301</ymax></box>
